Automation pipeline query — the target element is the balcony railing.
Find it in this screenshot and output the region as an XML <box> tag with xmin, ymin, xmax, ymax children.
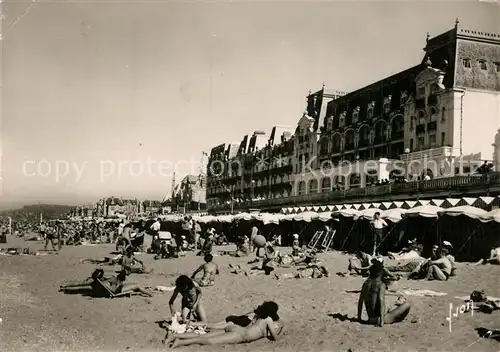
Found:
<box><xmin>208</xmin><ymin>172</ymin><xmax>500</xmax><ymax>211</ymax></box>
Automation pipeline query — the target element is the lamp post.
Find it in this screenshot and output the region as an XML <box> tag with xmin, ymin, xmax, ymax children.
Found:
<box><xmin>251</xmin><ymin>180</ymin><xmax>256</xmax><ymax>199</ymax></box>
<box><xmin>404</xmin><ymin>148</ymin><xmax>410</xmax><ymax>179</ymax></box>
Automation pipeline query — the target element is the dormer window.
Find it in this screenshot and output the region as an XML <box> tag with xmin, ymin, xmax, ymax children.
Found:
<box><xmin>417</xmin><ymin>87</ymin><xmax>425</xmax><ymax>98</ymax></box>
<box><xmin>352</xmin><ymin>107</ymin><xmax>360</xmax><ymax>123</ymax></box>
<box><xmin>478</xmin><ymin>59</ymin><xmax>487</xmax><ymax>71</ymax></box>
<box><xmin>367</xmin><ymin>101</ymin><xmax>375</xmax><ymax>119</ymax></box>
<box><xmin>383</xmin><ymin>95</ymin><xmax>392</xmax><ymax>113</ymax></box>
<box><xmin>326</xmin><ymin>116</ymin><xmax>333</xmax><ymax>131</ymax></box>
<box><xmin>339</xmin><ymin>112</ymin><xmax>346</xmax><ymax>127</ymax></box>
<box><xmin>462</xmin><ymin>58</ymin><xmax>471</xmax><ymax>69</ymax></box>
<box><xmin>400</xmin><ymin>91</ymin><xmax>407</xmax><ymax>106</ymax></box>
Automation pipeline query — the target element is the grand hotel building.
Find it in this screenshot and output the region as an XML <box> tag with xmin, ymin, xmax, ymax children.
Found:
<box><xmin>206</xmin><ymin>22</ymin><xmax>500</xmax><ymax>211</ymax></box>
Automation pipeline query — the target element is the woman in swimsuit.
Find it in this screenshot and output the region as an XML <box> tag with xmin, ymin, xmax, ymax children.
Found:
<box><xmin>169</xmin><ymin>275</ymin><xmax>207</xmax><ymax>322</ymax></box>
<box><xmin>102</xmin><ymin>270</ymin><xmax>153</xmax><ymax>297</ymax></box>
<box><xmin>169</xmin><ymin>301</ymin><xmax>281</xmax><ymax>348</ymax></box>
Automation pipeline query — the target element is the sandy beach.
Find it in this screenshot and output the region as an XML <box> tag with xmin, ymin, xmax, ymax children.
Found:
<box><xmin>1</xmin><ymin>236</ymin><xmax>499</xmax><ymax>352</ymax></box>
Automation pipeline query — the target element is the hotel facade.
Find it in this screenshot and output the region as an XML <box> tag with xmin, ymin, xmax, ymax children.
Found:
<box><xmin>206</xmin><ymin>22</ymin><xmax>500</xmax><ymax>212</ymax></box>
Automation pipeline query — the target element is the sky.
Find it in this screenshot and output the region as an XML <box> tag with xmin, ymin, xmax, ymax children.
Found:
<box><xmin>1</xmin><ymin>0</ymin><xmax>499</xmax><ymax>209</ymax></box>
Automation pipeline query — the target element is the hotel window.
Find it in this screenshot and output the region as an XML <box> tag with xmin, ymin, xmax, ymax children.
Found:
<box><xmin>441</xmin><ymin>107</ymin><xmax>446</xmax><ymax>122</ymax></box>
<box><xmin>429</xmin><ymin>133</ymin><xmax>436</xmax><ymax>146</ymax></box>
<box><xmin>495</xmin><ymin>62</ymin><xmax>500</xmax><ymax>73</ymax></box>
<box><xmin>417</xmin><ymin>137</ymin><xmax>425</xmax><ymax>150</ymax></box>
<box><xmin>410</xmin><ymin>116</ymin><xmax>414</xmax><ymax>131</ymax></box>
<box><xmin>441</xmin><ymin>132</ymin><xmax>446</xmax><ymax>146</ymax></box>
<box><xmin>410</xmin><ymin>139</ymin><xmax>414</xmax><ymax>151</ymax></box>
<box><xmin>478</xmin><ymin>60</ymin><xmax>487</xmax><ymax>71</ymax></box>
<box><xmin>418</xmin><ymin>110</ymin><xmax>426</xmax><ymax>125</ymax></box>
<box><xmin>462</xmin><ymin>58</ymin><xmax>471</xmax><ymax>68</ymax></box>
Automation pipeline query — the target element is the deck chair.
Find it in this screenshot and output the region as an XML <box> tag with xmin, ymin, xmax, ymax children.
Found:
<box><xmin>320</xmin><ymin>230</ymin><xmax>336</xmax><ymax>250</ymax></box>
<box><xmin>308</xmin><ymin>231</ymin><xmax>324</xmax><ymax>249</ymax></box>
<box><xmin>95</xmin><ymin>279</ymin><xmax>137</xmax><ymax>299</ymax></box>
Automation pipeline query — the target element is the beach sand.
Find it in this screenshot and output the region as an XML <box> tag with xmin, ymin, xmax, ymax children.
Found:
<box><xmin>1</xmin><ymin>236</ymin><xmax>499</xmax><ymax>352</ymax></box>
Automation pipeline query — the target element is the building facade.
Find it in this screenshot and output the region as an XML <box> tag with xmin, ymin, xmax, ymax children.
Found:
<box><xmin>207</xmin><ymin>22</ymin><xmax>500</xmax><ymax>212</ymax></box>
<box><xmin>206</xmin><ymin>127</ymin><xmax>294</xmax><ymax>209</ymax></box>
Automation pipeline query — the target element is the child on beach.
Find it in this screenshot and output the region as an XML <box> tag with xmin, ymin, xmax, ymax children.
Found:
<box><xmin>191</xmin><ymin>254</ymin><xmax>219</xmax><ymax>287</ymax></box>
<box><xmin>169</xmin><ymin>275</ymin><xmax>207</xmax><ymax>322</ymax></box>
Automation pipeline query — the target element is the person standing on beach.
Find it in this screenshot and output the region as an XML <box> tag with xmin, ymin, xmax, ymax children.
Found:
<box><xmin>249</xmin><ymin>224</ymin><xmax>259</xmax><ymax>253</ymax></box>
<box><xmin>150</xmin><ymin>218</ymin><xmax>161</xmax><ymax>240</ymax></box>
<box><xmin>370</xmin><ymin>212</ymin><xmax>387</xmax><ymax>256</ymax></box>
<box><xmin>44</xmin><ymin>223</ymin><xmax>57</xmax><ymax>251</ymax></box>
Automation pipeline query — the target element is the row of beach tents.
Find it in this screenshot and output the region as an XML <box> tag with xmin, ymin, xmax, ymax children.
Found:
<box><xmin>159</xmin><ymin>204</ymin><xmax>500</xmax><ymax>225</ymax></box>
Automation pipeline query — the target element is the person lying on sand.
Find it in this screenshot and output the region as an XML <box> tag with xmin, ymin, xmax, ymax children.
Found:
<box><xmin>59</xmin><ymin>268</ymin><xmax>109</xmax><ymax>292</ymax></box>
<box><xmin>358</xmin><ymin>262</ymin><xmax>412</xmax><ymax>326</ymax></box>
<box><xmin>474</xmin><ymin>247</ymin><xmax>500</xmax><ymax>265</ymax></box>
<box><xmin>101</xmin><ymin>269</ymin><xmax>153</xmax><ymax>297</ymax></box>
<box><xmin>80</xmin><ymin>254</ymin><xmax>123</xmax><ymax>265</ymax></box>
<box><xmin>275</xmin><ymin>262</ymin><xmax>329</xmax><ymax>280</ymax></box>
<box><xmin>167</xmin><ymin>301</ymin><xmax>281</xmax><ymax>348</ymax></box>
<box><xmin>388</xmin><ymin>242</ymin><xmax>423</xmax><ymax>261</ymax></box>
<box><xmin>121</xmin><ymin>246</ymin><xmax>150</xmax><ymax>274</ymax></box>
<box><xmin>191</xmin><ymin>254</ymin><xmax>219</xmax><ymax>287</ymax></box>
<box><xmin>169</xmin><ymin>275</ymin><xmax>207</xmax><ymax>322</ymax></box>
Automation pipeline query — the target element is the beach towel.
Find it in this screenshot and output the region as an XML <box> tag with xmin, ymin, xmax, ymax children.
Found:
<box><xmin>396</xmin><ymin>289</ymin><xmax>447</xmax><ymax>297</ymax></box>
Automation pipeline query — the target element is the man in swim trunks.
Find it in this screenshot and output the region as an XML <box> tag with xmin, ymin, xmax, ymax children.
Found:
<box><xmin>191</xmin><ymin>253</ymin><xmax>219</xmax><ymax>286</ymax></box>
<box><xmin>425</xmin><ymin>248</ymin><xmax>452</xmax><ymax>281</ymax></box>
<box><xmin>358</xmin><ymin>262</ymin><xmax>411</xmax><ymax>326</ymax></box>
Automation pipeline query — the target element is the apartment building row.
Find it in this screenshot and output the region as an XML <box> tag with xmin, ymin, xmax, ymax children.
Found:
<box><xmin>206</xmin><ymin>22</ymin><xmax>500</xmax><ymax>210</ymax></box>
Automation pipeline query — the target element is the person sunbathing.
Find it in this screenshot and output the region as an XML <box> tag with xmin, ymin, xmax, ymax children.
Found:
<box><xmin>80</xmin><ymin>254</ymin><xmax>123</xmax><ymax>265</ymax></box>
<box><xmin>388</xmin><ymin>243</ymin><xmax>423</xmax><ymax>261</ymax></box>
<box><xmin>275</xmin><ymin>261</ymin><xmax>329</xmax><ymax>280</ymax></box>
<box><xmin>191</xmin><ymin>254</ymin><xmax>219</xmax><ymax>286</ymax></box>
<box><xmin>168</xmin><ymin>301</ymin><xmax>281</xmax><ymax>348</ymax></box>
<box><xmin>59</xmin><ymin>268</ymin><xmax>108</xmax><ymax>292</ymax></box>
<box><xmin>475</xmin><ymin>247</ymin><xmax>500</xmax><ymax>265</ymax></box>
<box><xmin>169</xmin><ymin>275</ymin><xmax>207</xmax><ymax>323</ymax></box>
<box><xmin>100</xmin><ymin>269</ymin><xmax>153</xmax><ymax>297</ymax></box>
<box><xmin>357</xmin><ymin>263</ymin><xmax>411</xmax><ymax>326</ymax></box>
<box><xmin>121</xmin><ymin>246</ymin><xmax>149</xmax><ymax>274</ymax></box>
